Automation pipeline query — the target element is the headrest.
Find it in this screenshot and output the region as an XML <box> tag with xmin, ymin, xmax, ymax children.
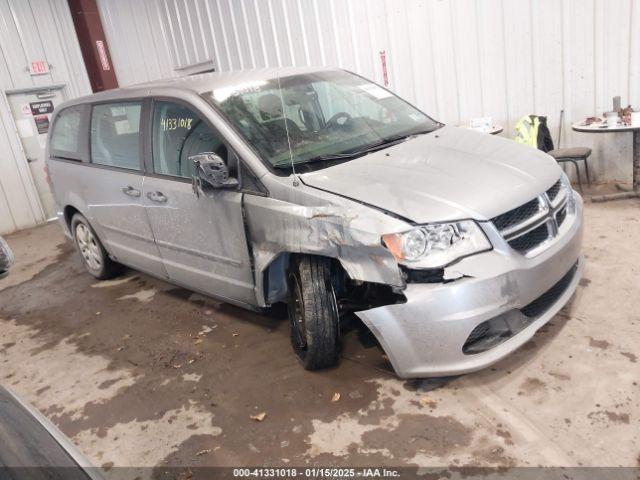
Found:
<box><xmin>257</xmin><ymin>94</ymin><xmax>283</xmax><ymax>118</ymax></box>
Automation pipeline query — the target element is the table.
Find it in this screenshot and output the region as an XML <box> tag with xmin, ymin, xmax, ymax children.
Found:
<box><xmin>571</xmin><ymin>121</ymin><xmax>640</xmax><ymax>202</ymax></box>
<box><xmin>463</xmin><ymin>125</ymin><xmax>503</xmax><ymax>135</ymax></box>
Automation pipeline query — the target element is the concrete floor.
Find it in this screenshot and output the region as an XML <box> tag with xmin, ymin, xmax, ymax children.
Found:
<box><xmin>1</xmin><ymin>187</ymin><xmax>639</xmax><ymax>474</ymax></box>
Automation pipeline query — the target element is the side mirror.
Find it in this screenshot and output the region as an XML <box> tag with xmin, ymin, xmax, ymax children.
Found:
<box><xmin>190</xmin><ymin>153</ymin><xmax>238</xmax><ymax>197</ymax></box>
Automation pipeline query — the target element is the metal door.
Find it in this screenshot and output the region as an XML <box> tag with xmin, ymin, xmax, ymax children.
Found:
<box><xmin>142</xmin><ymin>175</ymin><xmax>256</xmax><ymax>306</ymax></box>
<box><xmin>142</xmin><ymin>98</ymin><xmax>255</xmax><ymax>306</ymax></box>
<box><xmin>6</xmin><ymin>87</ymin><xmax>65</xmax><ymax>219</ymax></box>
<box><xmin>83</xmin><ymin>100</ymin><xmax>167</xmax><ymax>278</ymax></box>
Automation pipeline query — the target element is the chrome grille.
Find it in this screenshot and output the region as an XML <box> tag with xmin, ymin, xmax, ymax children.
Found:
<box><xmin>492</xmin><ymin>198</ymin><xmax>542</xmax><ymax>232</ymax></box>
<box><xmin>546</xmin><ymin>179</ymin><xmax>562</xmax><ymax>202</ymax></box>
<box><xmin>508</xmin><ymin>223</ymin><xmax>551</xmax><ymax>253</ymax></box>
<box><xmin>556</xmin><ymin>205</ymin><xmax>567</xmax><ymax>227</ymax></box>
<box><xmin>491</xmin><ymin>177</ymin><xmax>569</xmax><ymax>255</ymax></box>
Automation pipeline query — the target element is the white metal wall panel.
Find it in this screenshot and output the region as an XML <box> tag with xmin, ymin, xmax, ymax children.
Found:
<box><xmin>94</xmin><ymin>0</ymin><xmax>640</xmax><ymax>185</ymax></box>
<box><xmin>0</xmin><ymin>0</ymin><xmax>91</xmax><ymax>234</ymax></box>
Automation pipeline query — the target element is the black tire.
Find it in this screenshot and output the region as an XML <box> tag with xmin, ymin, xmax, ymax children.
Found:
<box><xmin>71</xmin><ymin>213</ymin><xmax>123</xmax><ymax>280</ymax></box>
<box><xmin>287</xmin><ymin>256</ymin><xmax>340</xmax><ymax>370</ymax></box>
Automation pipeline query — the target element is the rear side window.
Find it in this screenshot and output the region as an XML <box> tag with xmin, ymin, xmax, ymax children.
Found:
<box><xmin>152</xmin><ymin>101</ymin><xmax>227</xmax><ymax>179</ymax></box>
<box><xmin>50</xmin><ymin>106</ymin><xmax>84</xmax><ymax>160</ymax></box>
<box><xmin>90</xmin><ymin>102</ymin><xmax>141</xmax><ymax>170</ymax></box>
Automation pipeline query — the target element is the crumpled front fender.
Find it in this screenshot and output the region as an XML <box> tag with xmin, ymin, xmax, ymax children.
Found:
<box><xmin>243</xmin><ymin>195</ymin><xmax>407</xmax><ymax>306</ymax></box>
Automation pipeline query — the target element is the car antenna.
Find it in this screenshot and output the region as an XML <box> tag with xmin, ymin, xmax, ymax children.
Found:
<box><xmin>277</xmin><ymin>75</ymin><xmax>300</xmax><ymax>187</ymax></box>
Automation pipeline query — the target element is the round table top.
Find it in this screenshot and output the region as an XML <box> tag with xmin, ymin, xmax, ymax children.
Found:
<box><xmin>463</xmin><ymin>125</ymin><xmax>503</xmax><ymax>135</ymax></box>
<box><xmin>572</xmin><ymin>120</ymin><xmax>640</xmax><ymax>133</ymax></box>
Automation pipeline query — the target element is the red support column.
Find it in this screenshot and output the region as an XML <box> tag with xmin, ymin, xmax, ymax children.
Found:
<box><xmin>68</xmin><ymin>0</ymin><xmax>118</xmax><ymax>92</ymax></box>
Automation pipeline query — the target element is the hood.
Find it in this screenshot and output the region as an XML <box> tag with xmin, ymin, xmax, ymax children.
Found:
<box><xmin>301</xmin><ymin>126</ymin><xmax>561</xmax><ymax>224</ymax></box>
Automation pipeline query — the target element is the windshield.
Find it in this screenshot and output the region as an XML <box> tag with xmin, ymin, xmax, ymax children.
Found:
<box><xmin>206</xmin><ymin>70</ymin><xmax>440</xmax><ymax>173</ymax></box>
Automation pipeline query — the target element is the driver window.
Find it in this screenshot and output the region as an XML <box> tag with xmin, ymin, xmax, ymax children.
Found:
<box><xmin>152</xmin><ymin>101</ymin><xmax>227</xmax><ymax>178</ymax></box>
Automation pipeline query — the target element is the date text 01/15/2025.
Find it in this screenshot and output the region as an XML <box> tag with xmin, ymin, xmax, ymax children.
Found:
<box><xmin>232</xmin><ymin>467</ymin><xmax>401</xmax><ymax>478</ymax></box>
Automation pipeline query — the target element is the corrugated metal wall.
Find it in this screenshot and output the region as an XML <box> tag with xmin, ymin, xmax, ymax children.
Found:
<box><xmin>2</xmin><ymin>0</ymin><xmax>636</xmax><ymax>234</ymax></box>
<box><xmin>0</xmin><ymin>0</ymin><xmax>91</xmax><ymax>234</ymax></box>
<box><xmin>99</xmin><ymin>0</ymin><xmax>640</xmax><ymax>185</ymax></box>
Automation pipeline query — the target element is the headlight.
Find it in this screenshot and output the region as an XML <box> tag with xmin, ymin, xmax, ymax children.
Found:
<box><xmin>382</xmin><ymin>221</ymin><xmax>491</xmax><ymax>268</ymax></box>
<box><xmin>559</xmin><ymin>172</ymin><xmax>576</xmax><ymax>213</ymax></box>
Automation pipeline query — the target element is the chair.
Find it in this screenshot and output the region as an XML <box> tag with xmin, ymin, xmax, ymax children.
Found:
<box><xmin>547</xmin><ymin>110</ymin><xmax>591</xmax><ymax>192</ymax></box>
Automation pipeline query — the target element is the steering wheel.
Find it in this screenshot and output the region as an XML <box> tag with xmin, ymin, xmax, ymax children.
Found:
<box><xmin>324</xmin><ymin>112</ymin><xmax>352</xmax><ymax>131</ymax></box>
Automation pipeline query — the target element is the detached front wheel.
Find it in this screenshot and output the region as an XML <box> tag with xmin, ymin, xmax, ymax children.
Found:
<box><xmin>287</xmin><ymin>256</ymin><xmax>340</xmax><ymax>370</ymax></box>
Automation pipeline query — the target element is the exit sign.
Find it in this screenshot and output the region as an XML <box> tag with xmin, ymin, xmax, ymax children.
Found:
<box><xmin>29</xmin><ymin>60</ymin><xmax>49</xmax><ymax>75</ymax></box>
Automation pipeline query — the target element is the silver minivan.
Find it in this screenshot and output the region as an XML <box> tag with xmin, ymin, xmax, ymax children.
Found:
<box><xmin>47</xmin><ymin>67</ymin><xmax>583</xmax><ymax>378</ymax></box>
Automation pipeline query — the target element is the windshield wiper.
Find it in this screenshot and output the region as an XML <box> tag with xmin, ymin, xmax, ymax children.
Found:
<box><xmin>272</xmin><ymin>129</ymin><xmax>434</xmax><ymax>169</ymax></box>
<box><xmin>307</xmin><ymin>129</ymin><xmax>434</xmax><ymax>162</ymax></box>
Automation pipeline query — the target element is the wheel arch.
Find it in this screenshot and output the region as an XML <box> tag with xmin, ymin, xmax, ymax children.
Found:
<box><xmin>64</xmin><ymin>204</ymin><xmax>113</xmax><ymax>258</ymax></box>
<box><xmin>63</xmin><ymin>205</ymin><xmax>82</xmax><ymax>230</ymax></box>
<box><xmin>261</xmin><ymin>252</ymin><xmax>347</xmax><ymax>307</ymax></box>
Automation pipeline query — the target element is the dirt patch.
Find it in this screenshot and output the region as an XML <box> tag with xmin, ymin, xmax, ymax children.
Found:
<box><xmin>35</xmin><ymin>385</ymin><xmax>51</xmax><ymax>396</ymax></box>
<box><xmin>417</xmin><ymin>396</ymin><xmax>438</xmax><ymax>409</ymax></box>
<box><xmin>548</xmin><ymin>371</ymin><xmax>571</xmax><ymax>381</ymax></box>
<box><xmin>496</xmin><ymin>428</ymin><xmax>514</xmax><ymax>446</ymax></box>
<box><xmin>469</xmin><ymin>437</ymin><xmax>516</xmax><ymax>467</ymax></box>
<box><xmin>620</xmin><ymin>352</ymin><xmax>638</xmax><ymax>363</ymax></box>
<box><xmin>587</xmin><ymin>410</ymin><xmax>631</xmax><ymax>425</ymax></box>
<box><xmin>356</xmin><ymin>396</ymin><xmax>396</xmax><ymax>426</ymax></box>
<box><xmin>473</xmin><ymin>446</ymin><xmax>515</xmax><ymax>467</ymax></box>
<box><xmin>588</xmin><ymin>337</ymin><xmax>611</xmax><ymax>350</ymax></box>
<box><xmin>360</xmin><ymin>414</ymin><xmax>472</xmax><ymax>458</ymax></box>
<box><xmin>518</xmin><ymin>377</ymin><xmax>545</xmax><ymax>395</ymax></box>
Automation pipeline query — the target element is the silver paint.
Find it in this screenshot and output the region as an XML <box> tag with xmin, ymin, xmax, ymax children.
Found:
<box><xmin>47</xmin><ymin>67</ymin><xmax>583</xmax><ymax>378</ymax></box>
<box><xmin>357</xmin><ymin>196</ymin><xmax>584</xmax><ymax>378</ymax></box>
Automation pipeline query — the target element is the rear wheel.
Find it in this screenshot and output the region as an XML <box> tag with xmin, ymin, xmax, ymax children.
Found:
<box><xmin>287</xmin><ymin>256</ymin><xmax>340</xmax><ymax>370</ymax></box>
<box><xmin>71</xmin><ymin>214</ymin><xmax>123</xmax><ymax>280</ymax></box>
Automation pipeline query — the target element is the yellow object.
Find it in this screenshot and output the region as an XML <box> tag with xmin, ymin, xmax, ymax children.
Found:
<box><xmin>514</xmin><ymin>115</ymin><xmax>540</xmax><ymax>148</ymax></box>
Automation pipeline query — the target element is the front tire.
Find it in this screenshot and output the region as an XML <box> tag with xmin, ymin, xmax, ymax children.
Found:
<box><xmin>71</xmin><ymin>214</ymin><xmax>123</xmax><ymax>280</ymax></box>
<box><xmin>287</xmin><ymin>256</ymin><xmax>340</xmax><ymax>370</ymax></box>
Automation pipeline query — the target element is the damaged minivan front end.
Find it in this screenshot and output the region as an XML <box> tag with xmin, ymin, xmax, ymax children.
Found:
<box><xmin>290</xmin><ymin>123</ymin><xmax>584</xmax><ymax>378</ymax></box>
<box><xmin>207</xmin><ymin>69</ymin><xmax>584</xmax><ymax>378</ymax></box>
<box><xmin>353</xmin><ymin>185</ymin><xmax>583</xmax><ymax>378</ymax></box>
<box><xmin>242</xmin><ymin>136</ymin><xmax>583</xmax><ymax>378</ymax></box>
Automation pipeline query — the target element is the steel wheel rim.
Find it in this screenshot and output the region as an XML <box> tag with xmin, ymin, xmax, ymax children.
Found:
<box><xmin>288</xmin><ymin>272</ymin><xmax>307</xmax><ymax>352</ymax></box>
<box><xmin>76</xmin><ymin>224</ymin><xmax>102</xmax><ymax>271</ymax></box>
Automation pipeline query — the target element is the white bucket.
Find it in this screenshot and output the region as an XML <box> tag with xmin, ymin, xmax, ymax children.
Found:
<box><xmin>605</xmin><ymin>111</ymin><xmax>619</xmax><ymax>127</ymax></box>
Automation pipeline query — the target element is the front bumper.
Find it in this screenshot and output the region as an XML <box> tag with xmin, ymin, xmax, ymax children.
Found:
<box><xmin>357</xmin><ymin>194</ymin><xmax>584</xmax><ymax>378</ymax></box>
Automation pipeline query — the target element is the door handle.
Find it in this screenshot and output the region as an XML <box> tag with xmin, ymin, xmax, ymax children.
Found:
<box><xmin>122</xmin><ymin>186</ymin><xmax>141</xmax><ymax>197</ymax></box>
<box><xmin>147</xmin><ymin>191</ymin><xmax>168</xmax><ymax>203</ymax></box>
